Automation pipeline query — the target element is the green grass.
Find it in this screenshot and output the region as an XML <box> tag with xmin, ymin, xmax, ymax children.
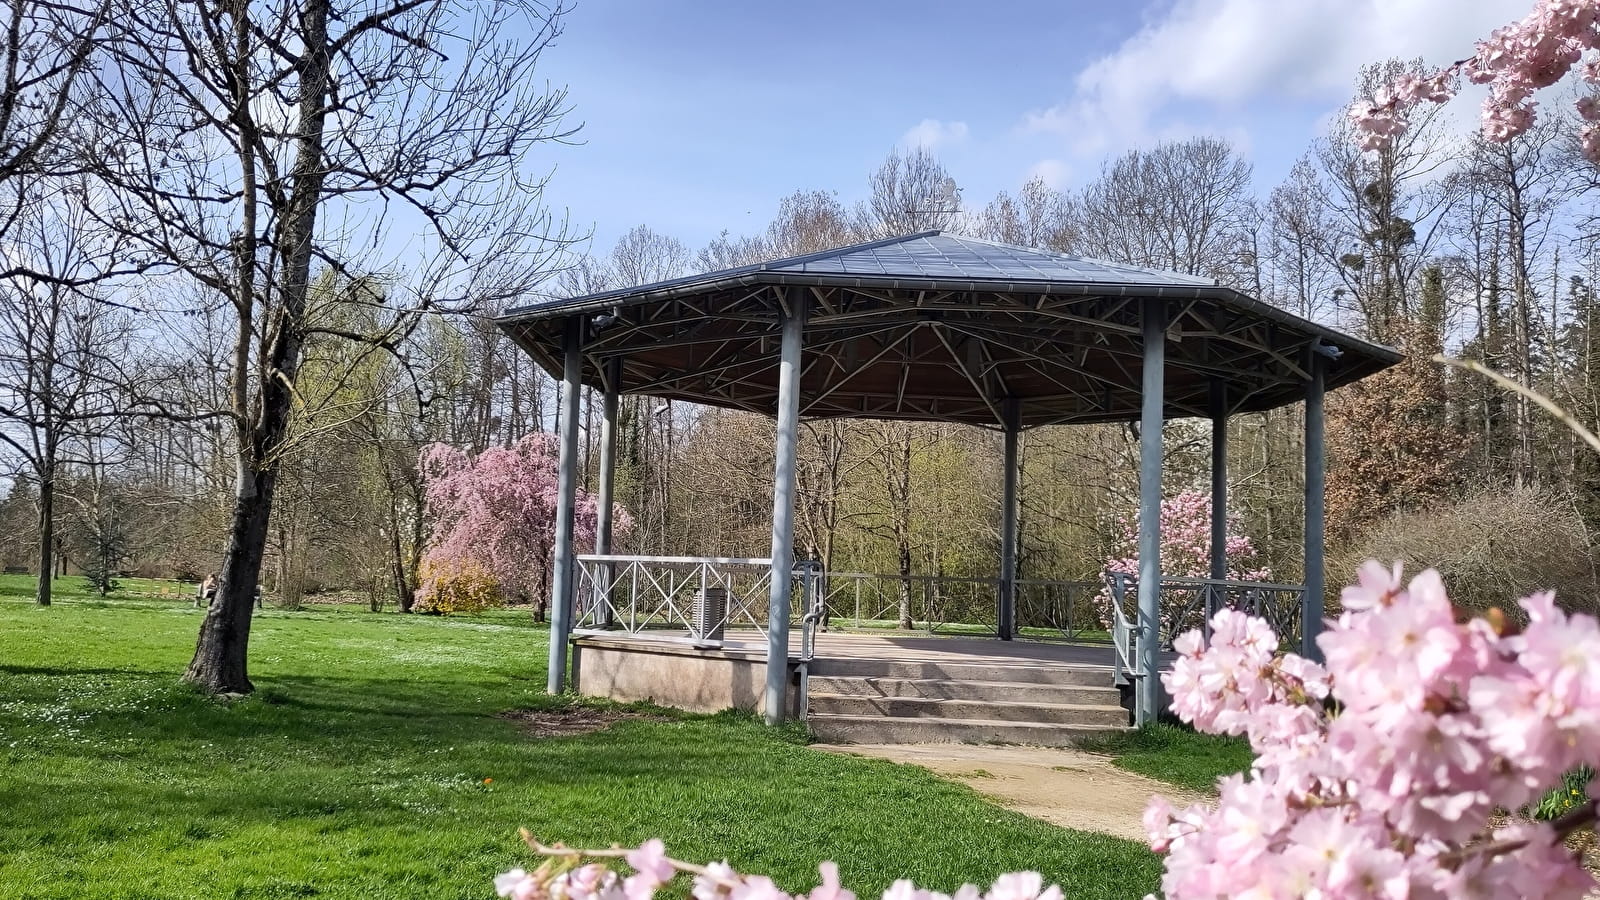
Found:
<box><xmin>1077</xmin><ymin>724</ymin><xmax>1254</xmax><ymax>794</ymax></box>
<box><xmin>0</xmin><ymin>576</ymin><xmax>1158</xmax><ymax>899</ymax></box>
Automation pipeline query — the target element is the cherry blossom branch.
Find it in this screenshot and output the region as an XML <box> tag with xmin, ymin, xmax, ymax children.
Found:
<box><xmin>1442</xmin><ymin>800</ymin><xmax>1598</xmax><ymax>865</ymax></box>
<box><xmin>517</xmin><ymin>831</ymin><xmax>742</xmax><ymax>887</ymax></box>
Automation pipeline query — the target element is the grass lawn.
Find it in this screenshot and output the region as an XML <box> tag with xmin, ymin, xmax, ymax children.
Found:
<box><xmin>1077</xmin><ymin>724</ymin><xmax>1254</xmax><ymax>794</ymax></box>
<box><xmin>0</xmin><ymin>575</ymin><xmax>1159</xmax><ymax>899</ymax></box>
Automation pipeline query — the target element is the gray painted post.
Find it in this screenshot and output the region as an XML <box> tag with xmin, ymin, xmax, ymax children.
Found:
<box><xmin>1209</xmin><ymin>381</ymin><xmax>1228</xmax><ymax>583</ymax></box>
<box><xmin>765</xmin><ymin>293</ymin><xmax>805</xmax><ymax>725</ymax></box>
<box><xmin>595</xmin><ymin>359</ymin><xmax>620</xmax><ymax>556</ymax></box>
<box><xmin>1208</xmin><ymin>380</ymin><xmax>1228</xmax><ymax>632</ymax></box>
<box><xmin>547</xmin><ymin>318</ymin><xmax>584</xmax><ymax>694</ymax></box>
<box><xmin>595</xmin><ymin>359</ymin><xmax>621</xmax><ymax>628</ymax></box>
<box><xmin>998</xmin><ymin>400</ymin><xmax>1020</xmax><ymax>641</ymax></box>
<box><xmin>1302</xmin><ymin>352</ymin><xmax>1327</xmax><ymax>661</ymax></box>
<box><xmin>1137</xmin><ymin>298</ymin><xmax>1166</xmax><ymax>725</ymax></box>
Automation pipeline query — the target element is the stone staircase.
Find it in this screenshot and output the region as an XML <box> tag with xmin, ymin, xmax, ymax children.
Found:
<box><xmin>805</xmin><ymin>656</ymin><xmax>1132</xmax><ymax>746</ymax></box>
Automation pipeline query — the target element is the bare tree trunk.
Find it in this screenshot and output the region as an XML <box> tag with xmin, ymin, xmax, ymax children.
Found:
<box><xmin>897</xmin><ymin>535</ymin><xmax>913</xmax><ymax>629</ymax></box>
<box><xmin>35</xmin><ymin>457</ymin><xmax>54</xmax><ymax>606</ymax></box>
<box><xmin>387</xmin><ymin>486</ymin><xmax>413</xmax><ymax>612</ymax></box>
<box><xmin>186</xmin><ymin>475</ymin><xmax>276</xmax><ymax>693</ymax></box>
<box><xmin>184</xmin><ymin>0</ymin><xmax>332</xmax><ymax>695</ymax></box>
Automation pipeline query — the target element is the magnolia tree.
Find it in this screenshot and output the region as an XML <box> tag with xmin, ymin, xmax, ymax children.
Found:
<box><xmin>499</xmin><ymin>562</ymin><xmax>1600</xmax><ymax>899</ymax></box>
<box><xmin>1351</xmin><ymin>0</ymin><xmax>1600</xmax><ymax>162</ymax></box>
<box><xmin>1097</xmin><ymin>490</ymin><xmax>1271</xmax><ymax>630</ymax></box>
<box><xmin>417</xmin><ymin>435</ymin><xmax>632</xmax><ymax>618</ymax></box>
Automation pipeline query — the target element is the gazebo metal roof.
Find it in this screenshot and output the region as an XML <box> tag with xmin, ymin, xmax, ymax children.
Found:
<box><xmin>499</xmin><ymin>232</ymin><xmax>1400</xmax><ymax>429</ymax></box>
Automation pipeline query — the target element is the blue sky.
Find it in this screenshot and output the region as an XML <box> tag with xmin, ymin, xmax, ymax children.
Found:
<box><xmin>533</xmin><ymin>0</ymin><xmax>1530</xmax><ymax>255</ymax></box>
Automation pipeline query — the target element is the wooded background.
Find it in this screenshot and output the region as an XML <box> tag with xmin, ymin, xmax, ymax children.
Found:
<box><xmin>5</xmin><ymin>54</ymin><xmax>1599</xmax><ymax>616</ymax></box>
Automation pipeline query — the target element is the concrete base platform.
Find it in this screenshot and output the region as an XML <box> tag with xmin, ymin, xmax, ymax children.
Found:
<box><xmin>570</xmin><ymin>629</ymin><xmax>1137</xmax><ymax>743</ymax></box>
<box><xmin>570</xmin><ymin>632</ymin><xmax>802</xmax><ymax>717</ymax></box>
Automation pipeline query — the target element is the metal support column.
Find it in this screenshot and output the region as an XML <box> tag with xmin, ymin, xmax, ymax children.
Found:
<box><xmin>547</xmin><ymin>317</ymin><xmax>584</xmax><ymax>694</ymax></box>
<box><xmin>595</xmin><ymin>358</ymin><xmax>621</xmax><ymax>629</ymax></box>
<box><xmin>1209</xmin><ymin>381</ymin><xmax>1228</xmax><ymax>582</ymax></box>
<box><xmin>765</xmin><ymin>291</ymin><xmax>805</xmax><ymax>725</ymax></box>
<box><xmin>998</xmin><ymin>399</ymin><xmax>1021</xmax><ymax>641</ymax></box>
<box><xmin>1137</xmin><ymin>298</ymin><xmax>1166</xmax><ymax>725</ymax></box>
<box><xmin>1208</xmin><ymin>381</ymin><xmax>1228</xmax><ymax>630</ymax></box>
<box><xmin>1302</xmin><ymin>351</ymin><xmax>1327</xmax><ymax>661</ymax></box>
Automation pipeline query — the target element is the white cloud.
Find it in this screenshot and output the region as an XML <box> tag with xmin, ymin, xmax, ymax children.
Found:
<box><xmin>1027</xmin><ymin>159</ymin><xmax>1071</xmax><ymax>189</ymax></box>
<box><xmin>1023</xmin><ymin>0</ymin><xmax>1528</xmax><ymax>155</ymax></box>
<box><xmin>901</xmin><ymin>118</ymin><xmax>970</xmax><ymax>150</ymax></box>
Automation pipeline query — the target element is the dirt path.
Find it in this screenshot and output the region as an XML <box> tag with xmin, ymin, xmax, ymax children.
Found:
<box><xmin>813</xmin><ymin>743</ymin><xmax>1203</xmax><ymax>843</ymax></box>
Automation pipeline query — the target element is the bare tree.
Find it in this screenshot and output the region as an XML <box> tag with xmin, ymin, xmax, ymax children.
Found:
<box><xmin>608</xmin><ymin>225</ymin><xmax>692</xmax><ymax>287</ymax></box>
<box><xmin>858</xmin><ymin>147</ymin><xmax>960</xmax><ymax>237</ymax></box>
<box><xmin>0</xmin><ymin>176</ymin><xmax>132</xmax><ymax>605</ymax></box>
<box><xmin>1073</xmin><ymin>137</ymin><xmax>1254</xmax><ymax>283</ymax></box>
<box><xmin>972</xmin><ymin>176</ymin><xmax>1078</xmax><ymax>252</ymax></box>
<box><xmin>856</xmin><ymin>422</ymin><xmax>941</xmax><ymax>628</ymax></box>
<box><xmin>1316</xmin><ymin>59</ymin><xmax>1458</xmax><ymax>341</ymax></box>
<box><xmin>767</xmin><ymin>190</ymin><xmax>856</xmax><ymax>256</ymax></box>
<box><xmin>1459</xmin><ymin>121</ymin><xmax>1579</xmax><ymax>486</ymax></box>
<box><xmin>0</xmin><ymin>1</ymin><xmax>111</xmax><ymax>223</ymax></box>
<box><xmin>87</xmin><ymin>0</ymin><xmax>576</xmax><ymax>694</ymax></box>
<box><xmin>1266</xmin><ymin>156</ymin><xmax>1342</xmax><ymax>321</ymax></box>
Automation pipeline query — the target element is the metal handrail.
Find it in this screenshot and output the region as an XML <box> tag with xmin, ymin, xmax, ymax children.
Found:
<box><xmin>575</xmin><ymin>555</ymin><xmax>774</xmax><ymax>643</ymax></box>
<box><xmin>1108</xmin><ymin>571</ymin><xmax>1307</xmax><ymax>726</ymax></box>
<box><xmin>796</xmin><ymin>560</ymin><xmax>825</xmax><ymax>662</ymax></box>
<box><xmin>1147</xmin><ymin>575</ymin><xmax>1308</xmax><ymax>592</ymax></box>
<box><xmin>574</xmin><ymin>554</ymin><xmax>826</xmax><ymax>647</ymax></box>
<box><xmin>814</xmin><ymin>571</ymin><xmax>1106</xmax><ymax>640</ymax></box>
<box><xmin>1107</xmin><ymin>572</ymin><xmax>1146</xmax><ymax>725</ymax></box>
<box><xmin>1112</xmin><ymin>572</ymin><xmax>1305</xmax><ymax>649</ymax></box>
<box><xmin>575</xmin><ymin>554</ymin><xmax>772</xmax><ymax>566</ymax></box>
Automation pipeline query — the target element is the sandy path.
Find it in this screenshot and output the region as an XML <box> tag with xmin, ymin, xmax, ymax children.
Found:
<box><xmin>813</xmin><ymin>743</ymin><xmax>1203</xmax><ymax>843</ymax></box>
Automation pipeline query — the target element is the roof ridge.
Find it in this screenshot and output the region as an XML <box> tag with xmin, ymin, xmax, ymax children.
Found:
<box><xmin>759</xmin><ymin>231</ymin><xmax>939</xmax><ymax>272</ymax></box>
<box><xmin>939</xmin><ymin>232</ymin><xmax>1219</xmax><ymax>287</ymax></box>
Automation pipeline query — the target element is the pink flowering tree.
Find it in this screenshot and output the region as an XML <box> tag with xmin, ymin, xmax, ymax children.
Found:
<box><xmin>1351</xmin><ymin>0</ymin><xmax>1600</xmax><ymax>163</ymax></box>
<box><xmin>500</xmin><ymin>562</ymin><xmax>1600</xmax><ymax>899</ymax></box>
<box><xmin>1145</xmin><ymin>562</ymin><xmax>1600</xmax><ymax>897</ymax></box>
<box><xmin>1098</xmin><ymin>490</ymin><xmax>1271</xmax><ymax>634</ymax></box>
<box><xmin>416</xmin><ymin>434</ymin><xmax>632</xmax><ymax>619</ymax></box>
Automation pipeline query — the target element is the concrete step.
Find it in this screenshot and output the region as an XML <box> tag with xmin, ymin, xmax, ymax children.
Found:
<box><xmin>808</xmin><ymin>676</ymin><xmax>1122</xmax><ymax>706</ymax></box>
<box><xmin>808</xmin><ymin>713</ymin><xmax>1130</xmax><ymax>746</ymax></box>
<box><xmin>807</xmin><ymin>658</ymin><xmax>1112</xmax><ymax>685</ymax></box>
<box><xmin>808</xmin><ymin>693</ymin><xmax>1130</xmax><ymax>727</ymax></box>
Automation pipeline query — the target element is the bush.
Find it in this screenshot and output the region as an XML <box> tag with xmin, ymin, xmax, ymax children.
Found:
<box><xmin>1330</xmin><ymin>486</ymin><xmax>1600</xmax><ymax>617</ymax></box>
<box><xmin>1532</xmin><ymin>766</ymin><xmax>1595</xmax><ymax>822</ymax></box>
<box><xmin>414</xmin><ymin>558</ymin><xmax>504</xmax><ymax>615</ymax></box>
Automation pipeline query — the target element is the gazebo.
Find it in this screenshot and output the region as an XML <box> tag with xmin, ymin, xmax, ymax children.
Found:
<box><xmin>498</xmin><ymin>232</ymin><xmax>1398</xmax><ymax>731</ymax></box>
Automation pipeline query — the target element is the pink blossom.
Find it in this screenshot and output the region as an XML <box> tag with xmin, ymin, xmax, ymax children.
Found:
<box><xmin>626</xmin><ymin>839</ymin><xmax>675</xmax><ymax>886</ymax></box>
<box><xmin>1353</xmin><ymin>0</ymin><xmax>1600</xmax><ymax>154</ymax></box>
<box><xmin>1147</xmin><ymin>561</ymin><xmax>1600</xmax><ymax>898</ymax></box>
<box><xmin>416</xmin><ymin>435</ymin><xmax>632</xmax><ymax>612</ymax></box>
<box><xmin>731</xmin><ymin>875</ymin><xmax>788</xmax><ymax>900</ymax></box>
<box><xmin>692</xmin><ymin>862</ymin><xmax>738</xmax><ymax>900</ymax></box>
<box><xmin>497</xmin><ymin>868</ymin><xmax>541</xmax><ymax>900</ymax></box>
<box><xmin>1097</xmin><ymin>490</ymin><xmax>1272</xmax><ymax>631</ymax></box>
<box><xmin>985</xmin><ymin>872</ymin><xmax>1050</xmax><ymax>900</ymax></box>
<box><xmin>558</xmin><ymin>864</ymin><xmax>620</xmax><ymax>900</ymax></box>
<box><xmin>801</xmin><ymin>862</ymin><xmax>855</xmax><ymax>900</ymax></box>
